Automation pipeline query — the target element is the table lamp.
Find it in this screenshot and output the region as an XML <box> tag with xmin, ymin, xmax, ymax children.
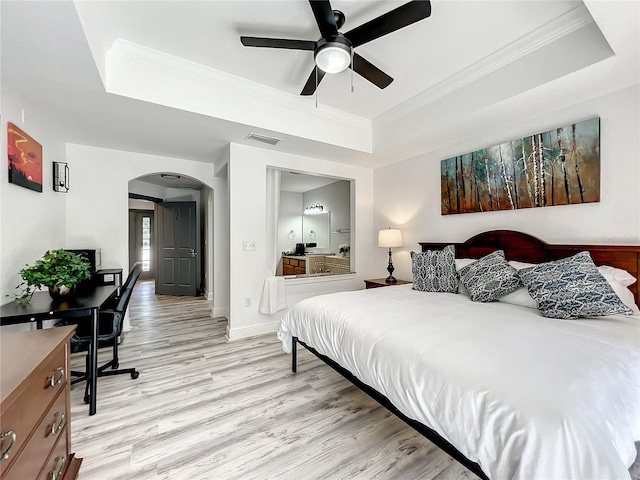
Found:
<box><xmin>378</xmin><ymin>228</ymin><xmax>403</xmax><ymax>283</ymax></box>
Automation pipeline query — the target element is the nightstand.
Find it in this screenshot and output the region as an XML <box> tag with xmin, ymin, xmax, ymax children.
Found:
<box><xmin>364</xmin><ymin>278</ymin><xmax>412</xmax><ymax>289</ymax></box>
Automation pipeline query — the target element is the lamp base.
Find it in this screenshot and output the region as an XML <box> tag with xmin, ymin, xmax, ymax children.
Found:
<box><xmin>385</xmin><ymin>248</ymin><xmax>396</xmax><ymax>284</ymax></box>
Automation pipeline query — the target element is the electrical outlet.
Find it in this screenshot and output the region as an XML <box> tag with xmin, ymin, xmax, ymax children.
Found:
<box><xmin>243</xmin><ymin>240</ymin><xmax>256</xmax><ymax>251</ymax></box>
<box><xmin>244</xmin><ymin>297</ymin><xmax>252</xmax><ymax>307</ymax></box>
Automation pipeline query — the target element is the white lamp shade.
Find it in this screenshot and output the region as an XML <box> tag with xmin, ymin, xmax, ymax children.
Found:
<box><xmin>315</xmin><ymin>44</ymin><xmax>351</xmax><ymax>73</ymax></box>
<box><xmin>378</xmin><ymin>228</ymin><xmax>403</xmax><ymax>248</ymax></box>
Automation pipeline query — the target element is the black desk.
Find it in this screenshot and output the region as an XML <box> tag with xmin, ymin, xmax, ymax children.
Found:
<box><xmin>95</xmin><ymin>268</ymin><xmax>123</xmax><ymax>287</ymax></box>
<box><xmin>0</xmin><ymin>286</ymin><xmax>118</xmax><ymax>416</ymax></box>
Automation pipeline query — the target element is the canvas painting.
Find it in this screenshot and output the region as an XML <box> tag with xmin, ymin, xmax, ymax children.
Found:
<box><xmin>441</xmin><ymin>117</ymin><xmax>600</xmax><ymax>215</ymax></box>
<box><xmin>8</xmin><ymin>122</ymin><xmax>43</xmax><ymax>193</ymax></box>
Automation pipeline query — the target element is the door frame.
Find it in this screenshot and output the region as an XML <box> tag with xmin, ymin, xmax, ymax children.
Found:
<box><xmin>129</xmin><ymin>208</ymin><xmax>155</xmax><ymax>280</ymax></box>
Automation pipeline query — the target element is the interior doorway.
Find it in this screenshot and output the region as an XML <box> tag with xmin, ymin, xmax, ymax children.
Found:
<box><xmin>129</xmin><ymin>209</ymin><xmax>155</xmax><ymax>280</ymax></box>
<box><xmin>128</xmin><ymin>173</ymin><xmax>212</xmax><ymax>299</ymax></box>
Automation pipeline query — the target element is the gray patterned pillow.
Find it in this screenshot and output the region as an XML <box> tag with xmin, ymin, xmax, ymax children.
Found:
<box><xmin>458</xmin><ymin>250</ymin><xmax>522</xmax><ymax>302</ymax></box>
<box><xmin>518</xmin><ymin>251</ymin><xmax>634</xmax><ymax>319</ymax></box>
<box><xmin>411</xmin><ymin>245</ymin><xmax>458</xmax><ymax>293</ymax></box>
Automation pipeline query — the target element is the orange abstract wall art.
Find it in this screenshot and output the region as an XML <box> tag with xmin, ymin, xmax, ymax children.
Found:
<box><xmin>8</xmin><ymin>122</ymin><xmax>43</xmax><ymax>193</ymax></box>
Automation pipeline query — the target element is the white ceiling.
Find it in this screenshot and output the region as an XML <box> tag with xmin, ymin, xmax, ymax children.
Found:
<box><xmin>1</xmin><ymin>1</ymin><xmax>638</xmax><ymax>170</ymax></box>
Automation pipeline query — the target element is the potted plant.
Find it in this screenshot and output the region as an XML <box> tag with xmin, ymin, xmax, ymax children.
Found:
<box><xmin>15</xmin><ymin>249</ymin><xmax>92</xmax><ymax>303</ymax></box>
<box><xmin>339</xmin><ymin>243</ymin><xmax>350</xmax><ymax>257</ymax></box>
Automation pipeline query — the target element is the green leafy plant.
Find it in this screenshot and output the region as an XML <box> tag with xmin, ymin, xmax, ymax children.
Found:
<box><xmin>13</xmin><ymin>249</ymin><xmax>92</xmax><ymax>303</ymax></box>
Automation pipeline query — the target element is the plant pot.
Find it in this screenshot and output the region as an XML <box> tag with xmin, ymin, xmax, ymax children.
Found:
<box><xmin>49</xmin><ymin>285</ymin><xmax>75</xmax><ymax>300</ymax></box>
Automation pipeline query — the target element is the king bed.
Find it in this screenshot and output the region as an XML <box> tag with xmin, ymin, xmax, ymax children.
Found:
<box><xmin>277</xmin><ymin>230</ymin><xmax>640</xmax><ymax>479</ymax></box>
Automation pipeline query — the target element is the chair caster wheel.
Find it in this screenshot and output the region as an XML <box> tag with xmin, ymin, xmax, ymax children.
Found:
<box><xmin>131</xmin><ymin>371</ymin><xmax>139</xmax><ymax>379</ymax></box>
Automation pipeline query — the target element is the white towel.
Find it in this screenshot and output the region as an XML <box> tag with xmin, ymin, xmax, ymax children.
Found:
<box><xmin>258</xmin><ymin>276</ymin><xmax>287</xmax><ymax>314</ymax></box>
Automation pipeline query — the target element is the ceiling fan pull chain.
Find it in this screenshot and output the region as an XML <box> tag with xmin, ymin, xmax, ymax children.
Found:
<box><xmin>350</xmin><ymin>50</ymin><xmax>354</xmax><ymax>93</ymax></box>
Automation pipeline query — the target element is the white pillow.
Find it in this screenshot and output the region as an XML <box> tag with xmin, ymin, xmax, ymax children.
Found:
<box><xmin>597</xmin><ymin>265</ymin><xmax>637</xmax><ymax>287</ymax></box>
<box><xmin>499</xmin><ymin>286</ymin><xmax>538</xmax><ymax>309</ymax></box>
<box><xmin>455</xmin><ymin>258</ymin><xmax>477</xmax><ymax>296</ymax></box>
<box><xmin>508</xmin><ymin>260</ymin><xmax>537</xmax><ymax>270</ymax></box>
<box><xmin>455</xmin><ymin>258</ymin><xmax>476</xmax><ymax>270</ymax></box>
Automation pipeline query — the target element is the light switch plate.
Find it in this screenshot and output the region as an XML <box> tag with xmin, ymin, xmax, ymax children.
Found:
<box><xmin>243</xmin><ymin>240</ymin><xmax>256</xmax><ymax>251</ymax></box>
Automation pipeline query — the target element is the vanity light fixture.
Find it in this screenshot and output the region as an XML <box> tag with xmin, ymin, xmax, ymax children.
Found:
<box><xmin>378</xmin><ymin>227</ymin><xmax>403</xmax><ymax>284</ymax></box>
<box><xmin>304</xmin><ymin>203</ymin><xmax>324</xmax><ymax>215</ymax></box>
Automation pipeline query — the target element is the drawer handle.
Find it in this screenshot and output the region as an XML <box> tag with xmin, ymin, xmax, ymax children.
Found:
<box><xmin>0</xmin><ymin>430</ymin><xmax>16</xmax><ymax>464</ymax></box>
<box><xmin>49</xmin><ymin>455</ymin><xmax>66</xmax><ymax>480</ymax></box>
<box><xmin>50</xmin><ymin>412</ymin><xmax>65</xmax><ymax>436</ymax></box>
<box><xmin>48</xmin><ymin>366</ymin><xmax>65</xmax><ymax>387</ymax></box>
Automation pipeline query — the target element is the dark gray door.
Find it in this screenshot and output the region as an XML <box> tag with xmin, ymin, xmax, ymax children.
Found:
<box><xmin>156</xmin><ymin>201</ymin><xmax>197</xmax><ymax>296</ymax></box>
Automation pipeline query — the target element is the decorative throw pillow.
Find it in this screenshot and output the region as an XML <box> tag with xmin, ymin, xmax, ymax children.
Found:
<box><xmin>518</xmin><ymin>251</ymin><xmax>634</xmax><ymax>319</ymax></box>
<box><xmin>411</xmin><ymin>245</ymin><xmax>458</xmax><ymax>293</ymax></box>
<box><xmin>458</xmin><ymin>250</ymin><xmax>522</xmax><ymax>302</ymax></box>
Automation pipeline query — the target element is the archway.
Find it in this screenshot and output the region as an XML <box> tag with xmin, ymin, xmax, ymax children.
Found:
<box><xmin>129</xmin><ymin>172</ymin><xmax>213</xmax><ymax>298</ymax></box>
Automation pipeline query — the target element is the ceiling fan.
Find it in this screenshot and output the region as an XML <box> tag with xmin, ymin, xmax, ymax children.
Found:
<box><xmin>240</xmin><ymin>0</ymin><xmax>432</xmax><ymax>96</ymax></box>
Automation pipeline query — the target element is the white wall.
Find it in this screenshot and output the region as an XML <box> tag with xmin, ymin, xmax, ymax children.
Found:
<box><xmin>228</xmin><ymin>143</ymin><xmax>375</xmax><ymax>340</ymax></box>
<box><xmin>374</xmin><ymin>85</ymin><xmax>640</xmax><ymax>282</ymax></box>
<box><xmin>64</xmin><ymin>144</ymin><xmax>229</xmax><ymax>317</ymax></box>
<box><xmin>0</xmin><ymin>84</ymin><xmax>68</xmax><ymax>304</ymax></box>
<box><xmin>278</xmin><ymin>190</ymin><xmax>303</xmax><ymax>259</ymax></box>
<box><xmin>303</xmin><ymin>180</ymin><xmax>350</xmax><ymax>254</ymax></box>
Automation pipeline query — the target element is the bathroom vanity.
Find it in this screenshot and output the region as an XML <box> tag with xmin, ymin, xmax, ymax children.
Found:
<box><xmin>282</xmin><ymin>256</ymin><xmax>307</xmax><ymax>276</ymax></box>
<box><xmin>281</xmin><ymin>254</ymin><xmax>350</xmax><ymax>276</ymax></box>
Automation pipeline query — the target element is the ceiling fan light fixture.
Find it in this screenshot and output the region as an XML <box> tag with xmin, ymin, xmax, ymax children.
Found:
<box><xmin>314</xmin><ymin>42</ymin><xmax>351</xmax><ymax>74</ymax></box>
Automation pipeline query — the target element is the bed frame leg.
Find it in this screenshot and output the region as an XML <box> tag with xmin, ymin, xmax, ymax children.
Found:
<box><xmin>292</xmin><ymin>336</ymin><xmax>297</xmax><ymax>373</ymax></box>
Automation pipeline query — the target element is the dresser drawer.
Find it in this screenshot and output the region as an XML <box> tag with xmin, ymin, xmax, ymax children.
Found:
<box><xmin>37</xmin><ymin>433</ymin><xmax>69</xmax><ymax>480</ymax></box>
<box><xmin>3</xmin><ymin>388</ymin><xmax>67</xmax><ymax>480</ymax></box>
<box><xmin>0</xmin><ymin>343</ymin><xmax>67</xmax><ymax>475</ymax></box>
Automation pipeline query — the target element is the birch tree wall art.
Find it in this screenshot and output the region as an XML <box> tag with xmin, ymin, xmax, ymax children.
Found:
<box><xmin>441</xmin><ymin>117</ymin><xmax>600</xmax><ymax>215</ymax></box>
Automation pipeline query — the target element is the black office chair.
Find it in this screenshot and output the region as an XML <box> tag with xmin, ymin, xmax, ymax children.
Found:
<box><xmin>67</xmin><ymin>262</ymin><xmax>142</xmax><ymax>403</ymax></box>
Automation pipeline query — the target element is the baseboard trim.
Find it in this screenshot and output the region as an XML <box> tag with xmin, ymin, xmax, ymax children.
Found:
<box><xmin>212</xmin><ymin>307</ymin><xmax>228</xmax><ymax>318</ymax></box>
<box><xmin>226</xmin><ymin>321</ymin><xmax>280</xmax><ymax>342</ymax></box>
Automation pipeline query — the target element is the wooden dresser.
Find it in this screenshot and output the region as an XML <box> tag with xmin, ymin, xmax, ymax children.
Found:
<box><xmin>0</xmin><ymin>326</ymin><xmax>82</xmax><ymax>480</ymax></box>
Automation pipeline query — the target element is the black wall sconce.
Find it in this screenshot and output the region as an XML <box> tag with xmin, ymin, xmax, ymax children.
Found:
<box><xmin>53</xmin><ymin>161</ymin><xmax>69</xmax><ymax>193</ymax></box>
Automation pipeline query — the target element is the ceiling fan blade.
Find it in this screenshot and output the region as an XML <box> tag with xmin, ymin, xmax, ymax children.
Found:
<box><xmin>351</xmin><ymin>53</ymin><xmax>393</xmax><ymax>89</ymax></box>
<box><xmin>241</xmin><ymin>36</ymin><xmax>316</xmax><ymax>50</ymax></box>
<box><xmin>344</xmin><ymin>0</ymin><xmax>432</xmax><ymax>48</ymax></box>
<box><xmin>309</xmin><ymin>1</ymin><xmax>338</xmax><ymax>39</ymax></box>
<box><xmin>301</xmin><ymin>66</ymin><xmax>327</xmax><ymax>96</ymax></box>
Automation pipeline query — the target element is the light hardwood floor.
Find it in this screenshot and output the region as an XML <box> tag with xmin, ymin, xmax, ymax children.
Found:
<box><xmin>69</xmin><ymin>281</ymin><xmax>478</xmax><ymax>479</ymax></box>
<box><xmin>70</xmin><ymin>281</ymin><xmax>639</xmax><ymax>480</ymax></box>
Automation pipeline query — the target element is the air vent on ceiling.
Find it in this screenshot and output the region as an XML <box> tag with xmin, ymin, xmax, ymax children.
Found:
<box><xmin>245</xmin><ymin>133</ymin><xmax>282</xmax><ymax>146</ymax></box>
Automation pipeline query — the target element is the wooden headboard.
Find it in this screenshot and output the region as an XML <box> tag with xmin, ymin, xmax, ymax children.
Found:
<box><xmin>420</xmin><ymin>230</ymin><xmax>640</xmax><ymax>308</ymax></box>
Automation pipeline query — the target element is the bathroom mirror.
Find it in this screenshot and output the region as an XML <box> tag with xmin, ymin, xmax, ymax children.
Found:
<box><xmin>303</xmin><ymin>212</ymin><xmax>330</xmax><ymax>248</ymax></box>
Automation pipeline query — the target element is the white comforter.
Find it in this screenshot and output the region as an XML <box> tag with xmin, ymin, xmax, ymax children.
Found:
<box><xmin>277</xmin><ymin>285</ymin><xmax>640</xmax><ymax>479</ymax></box>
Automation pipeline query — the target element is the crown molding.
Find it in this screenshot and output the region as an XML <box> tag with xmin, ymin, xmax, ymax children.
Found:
<box><xmin>107</xmin><ymin>39</ymin><xmax>371</xmax><ymax>131</ymax></box>
<box><xmin>377</xmin><ymin>3</ymin><xmax>596</xmax><ymax>126</ymax></box>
